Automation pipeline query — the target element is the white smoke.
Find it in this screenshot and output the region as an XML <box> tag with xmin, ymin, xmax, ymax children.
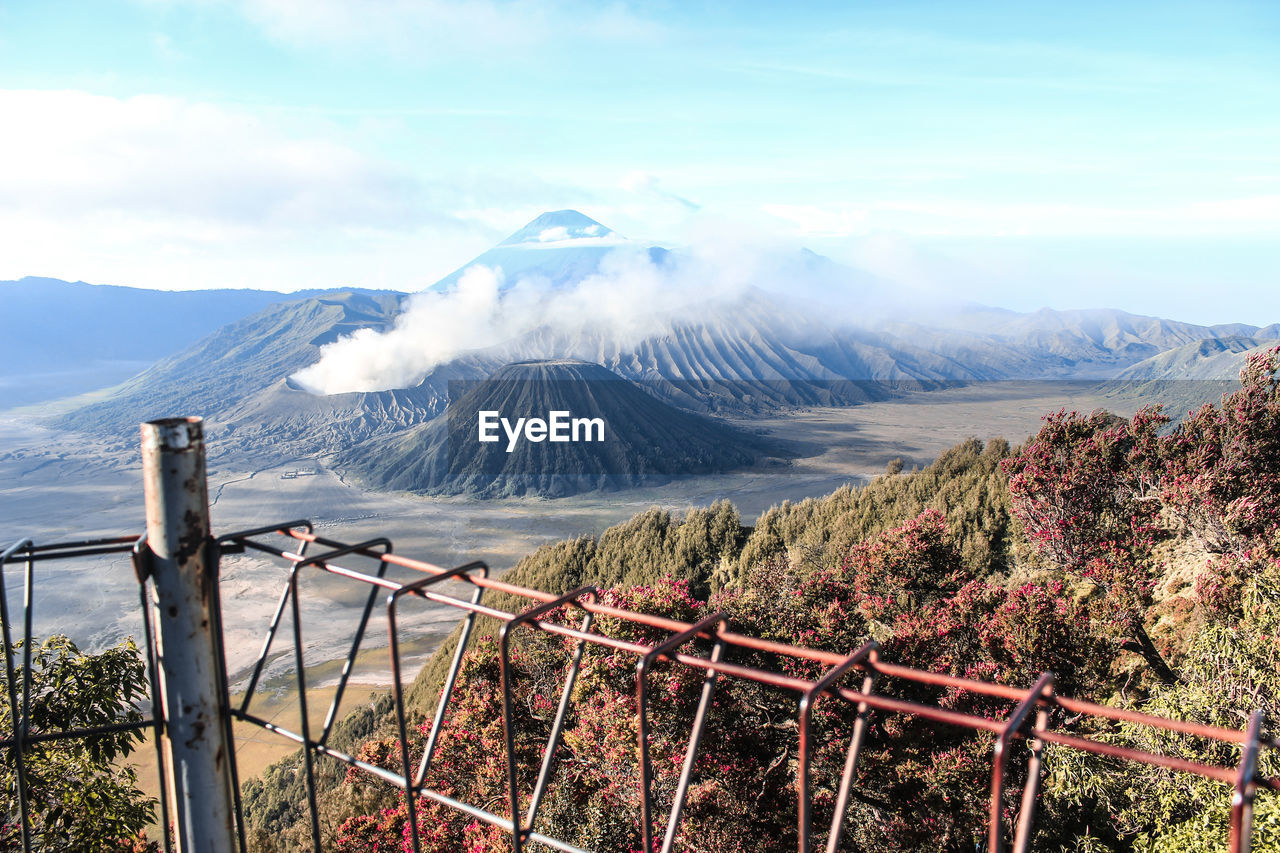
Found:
<box><xmin>289</xmin><ymin>231</ymin><xmax>911</xmax><ymax>396</ymax></box>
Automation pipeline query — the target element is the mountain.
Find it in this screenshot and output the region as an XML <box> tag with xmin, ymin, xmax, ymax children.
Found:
<box><xmin>334</xmin><ymin>360</ymin><xmax>789</xmax><ymax>498</ymax></box>
<box><xmin>0</xmin><ymin>277</ymin><xmax>298</xmax><ymax>370</ymax></box>
<box><xmin>43</xmin><ymin>210</ymin><xmax>1279</xmax><ymax>481</ymax></box>
<box><xmin>498</xmin><ymin>210</ymin><xmax>616</xmax><ymax>245</ymax></box>
<box><xmin>925</xmin><ymin>306</ymin><xmax>1264</xmax><ymax>378</ymax></box>
<box><xmin>0</xmin><ymin>278</ymin><xmax>403</xmax><ymax>408</ymax></box>
<box><xmin>0</xmin><ymin>278</ymin><xmax>295</xmax><ymax>407</ymax></box>
<box><xmin>53</xmin><ymin>288</ymin><xmax>947</xmax><ymax>464</ymax></box>
<box><xmin>1096</xmin><ymin>334</ymin><xmax>1280</xmax><ymax>419</ymax></box>
<box><xmin>55</xmin><ymin>291</ymin><xmax>436</xmax><ymax>459</ymax></box>
<box><xmin>1115</xmin><ymin>334</ymin><xmax>1280</xmax><ymax>381</ymax></box>
<box><xmin>427</xmin><ymin>210</ymin><xmax>670</xmax><ymax>293</ymax></box>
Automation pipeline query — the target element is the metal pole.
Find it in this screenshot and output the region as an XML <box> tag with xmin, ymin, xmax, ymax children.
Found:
<box><xmin>141</xmin><ymin>417</ymin><xmax>236</xmax><ymax>853</ymax></box>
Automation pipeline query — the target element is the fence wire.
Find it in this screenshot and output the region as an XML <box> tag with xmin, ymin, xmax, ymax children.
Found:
<box><xmin>3</xmin><ymin>524</ymin><xmax>1278</xmax><ymax>853</ymax></box>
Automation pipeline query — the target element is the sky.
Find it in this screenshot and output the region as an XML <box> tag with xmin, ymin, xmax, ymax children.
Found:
<box><xmin>0</xmin><ymin>0</ymin><xmax>1277</xmax><ymax>325</ymax></box>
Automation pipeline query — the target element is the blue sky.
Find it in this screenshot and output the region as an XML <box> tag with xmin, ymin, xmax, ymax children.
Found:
<box><xmin>0</xmin><ymin>0</ymin><xmax>1276</xmax><ymax>324</ymax></box>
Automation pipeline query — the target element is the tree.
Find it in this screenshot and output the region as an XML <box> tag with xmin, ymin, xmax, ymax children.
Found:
<box><xmin>274</xmin><ymin>401</ymin><xmax>1280</xmax><ymax>849</ymax></box>
<box><xmin>1003</xmin><ymin>409</ymin><xmax>1166</xmax><ymax>573</ymax></box>
<box><xmin>333</xmin><ymin>515</ymin><xmax>1115</xmax><ymax>853</ymax></box>
<box><xmin>1041</xmin><ymin>613</ymin><xmax>1280</xmax><ymax>852</ymax></box>
<box><xmin>730</xmin><ymin>513</ymin><xmax>1112</xmax><ymax>851</ymax></box>
<box><xmin>732</xmin><ymin>437</ymin><xmax>1015</xmax><ymax>587</ymax></box>
<box><xmin>1</xmin><ymin>635</ymin><xmax>157</xmax><ymax>851</ymax></box>
<box><xmin>1002</xmin><ymin>407</ymin><xmax>1177</xmax><ymax>682</ymax></box>
<box><xmin>1162</xmin><ymin>347</ymin><xmax>1280</xmax><ymax>618</ymax></box>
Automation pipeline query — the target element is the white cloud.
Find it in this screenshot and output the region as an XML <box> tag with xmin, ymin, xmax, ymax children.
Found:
<box><xmin>0</xmin><ymin>90</ymin><xmax>428</xmax><ymax>230</ymax></box>
<box><xmin>151</xmin><ymin>32</ymin><xmax>183</xmax><ymax>61</ymax></box>
<box><xmin>0</xmin><ymin>89</ymin><xmax>483</xmax><ymax>290</ymax></box>
<box><xmin>619</xmin><ymin>170</ymin><xmax>700</xmax><ymax>211</ymax></box>
<box><xmin>762</xmin><ymin>204</ymin><xmax>868</xmax><ymax>238</ymax></box>
<box><xmin>290</xmin><ymin>231</ymin><xmax>878</xmax><ymax>394</ymax></box>
<box><xmin>1183</xmin><ymin>195</ymin><xmax>1280</xmax><ymax>225</ymax></box>
<box><xmin>208</xmin><ymin>0</ymin><xmax>659</xmax><ymax>57</ymax></box>
<box><xmin>760</xmin><ymin>196</ymin><xmax>1280</xmax><ymax>240</ymax></box>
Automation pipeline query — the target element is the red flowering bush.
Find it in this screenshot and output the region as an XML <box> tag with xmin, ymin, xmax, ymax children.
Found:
<box><xmin>332</xmin><ymin>515</ymin><xmax>1114</xmax><ymax>853</ymax></box>
<box><xmin>1162</xmin><ymin>349</ymin><xmax>1280</xmax><ymax>554</ymax></box>
<box><xmin>1161</xmin><ymin>348</ymin><xmax>1280</xmax><ymax>623</ymax></box>
<box><xmin>1003</xmin><ymin>407</ymin><xmax>1167</xmax><ymax>574</ymax></box>
<box><xmin>1001</xmin><ymin>406</ymin><xmax>1178</xmax><ymax>681</ymax></box>
<box><xmin>831</xmin><ymin>529</ymin><xmax>1110</xmax><ymax>850</ymax></box>
<box><xmin>322</xmin><ymin>360</ymin><xmax>1280</xmax><ymax>851</ymax></box>
<box><xmin>843</xmin><ymin>508</ymin><xmax>966</xmax><ymax>623</ymax></box>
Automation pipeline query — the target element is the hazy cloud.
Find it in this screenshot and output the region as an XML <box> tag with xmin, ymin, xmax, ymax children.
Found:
<box><xmin>620</xmin><ymin>171</ymin><xmax>701</xmax><ymax>212</ymax></box>
<box><xmin>290</xmin><ymin>230</ymin><xmax>885</xmax><ymax>395</ymax></box>
<box><xmin>210</xmin><ymin>0</ymin><xmax>661</xmax><ymax>58</ymax></box>
<box><xmin>762</xmin><ymin>204</ymin><xmax>868</xmax><ymax>238</ymax></box>
<box><xmin>0</xmin><ymin>90</ymin><xmax>432</xmax><ymax>231</ymax></box>
<box><xmin>761</xmin><ymin>197</ymin><xmax>1280</xmax><ymax>240</ymax></box>
<box><xmin>0</xmin><ymin>89</ymin><xmax>497</xmax><ymax>290</ymax></box>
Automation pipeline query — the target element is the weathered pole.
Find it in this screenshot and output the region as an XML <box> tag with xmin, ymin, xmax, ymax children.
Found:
<box><xmin>140</xmin><ymin>417</ymin><xmax>236</xmax><ymax>853</ymax></box>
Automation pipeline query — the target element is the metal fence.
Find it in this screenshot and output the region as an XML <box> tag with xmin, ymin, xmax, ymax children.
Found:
<box><xmin>3</xmin><ymin>418</ymin><xmax>1278</xmax><ymax>853</ymax></box>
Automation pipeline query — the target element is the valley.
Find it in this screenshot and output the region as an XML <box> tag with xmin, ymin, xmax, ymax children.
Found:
<box><xmin>2</xmin><ymin>212</ymin><xmax>1258</xmax><ymax>697</ymax></box>
<box><xmin>7</xmin><ymin>8</ymin><xmax>1278</xmax><ymax>846</ymax></box>
<box><xmin>0</xmin><ymin>379</ymin><xmax>1121</xmax><ymax>693</ymax></box>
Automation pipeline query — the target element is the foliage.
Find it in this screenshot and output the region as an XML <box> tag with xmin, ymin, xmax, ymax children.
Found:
<box><xmin>841</xmin><ymin>508</ymin><xmax>966</xmax><ymax>624</ymax></box>
<box><xmin>1002</xmin><ymin>406</ymin><xmax>1182</xmax><ymax>682</ymax></box>
<box><xmin>1003</xmin><ymin>407</ymin><xmax>1168</xmax><ymax>618</ymax></box>
<box><xmin>1162</xmin><ymin>348</ymin><xmax>1280</xmax><ymax>560</ymax></box>
<box><xmin>737</xmin><ymin>514</ymin><xmax>1113</xmax><ymax>850</ymax></box>
<box><xmin>1042</xmin><ymin>611</ymin><xmax>1280</xmax><ymax>853</ymax></box>
<box><xmin>333</xmin><ymin>516</ymin><xmax>1114</xmax><ymax>853</ymax></box>
<box><xmin>0</xmin><ymin>636</ymin><xmax>157</xmax><ymax>852</ymax></box>
<box><xmin>1162</xmin><ymin>347</ymin><xmax>1280</xmax><ymax>625</ymax></box>
<box><xmin>734</xmin><ymin>437</ymin><xmax>1015</xmax><ymax>585</ymax></box>
<box><xmin>504</xmin><ymin>500</ymin><xmax>746</xmax><ymax>602</ymax></box>
<box><xmin>254</xmin><ymin>360</ymin><xmax>1280</xmax><ymax>851</ymax></box>
<box><xmin>1013</xmin><ymin>351</ymin><xmax>1280</xmax><ymax>852</ymax></box>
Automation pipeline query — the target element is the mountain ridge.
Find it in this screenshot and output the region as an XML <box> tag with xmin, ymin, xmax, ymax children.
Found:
<box><xmin>26</xmin><ymin>210</ymin><xmax>1280</xmax><ymax>484</ymax></box>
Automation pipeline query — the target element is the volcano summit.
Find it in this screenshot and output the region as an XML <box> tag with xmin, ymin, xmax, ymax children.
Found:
<box><xmin>49</xmin><ymin>209</ymin><xmax>1276</xmax><ymax>479</ymax></box>
<box><xmin>335</xmin><ymin>360</ymin><xmax>789</xmax><ymax>498</ymax></box>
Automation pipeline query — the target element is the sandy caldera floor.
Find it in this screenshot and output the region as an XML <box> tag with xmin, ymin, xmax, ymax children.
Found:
<box><xmin>1</xmin><ymin>380</ymin><xmax>1122</xmax><ymax>692</ymax></box>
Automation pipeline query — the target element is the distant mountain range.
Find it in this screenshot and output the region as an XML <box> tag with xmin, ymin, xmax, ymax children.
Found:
<box><xmin>1116</xmin><ymin>333</ymin><xmax>1280</xmax><ymax>381</ymax></box>
<box><xmin>1095</xmin><ymin>333</ymin><xmax>1280</xmax><ymax>420</ymax></box>
<box><xmin>55</xmin><ymin>290</ymin><xmax>426</xmax><ymax>457</ymax></box>
<box><xmin>6</xmin><ymin>209</ymin><xmax>1276</xmax><ymax>494</ymax></box>
<box><xmin>0</xmin><ymin>277</ymin><xmax>398</xmax><ymax>407</ymax></box>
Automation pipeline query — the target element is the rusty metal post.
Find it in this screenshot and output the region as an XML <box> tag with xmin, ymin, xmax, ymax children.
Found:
<box><xmin>141</xmin><ymin>417</ymin><xmax>236</xmax><ymax>853</ymax></box>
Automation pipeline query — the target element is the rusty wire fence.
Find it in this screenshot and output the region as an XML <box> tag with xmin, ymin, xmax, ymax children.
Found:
<box><xmin>5</xmin><ymin>520</ymin><xmax>1278</xmax><ymax>853</ymax></box>
<box><xmin>2</xmin><ymin>418</ymin><xmax>1279</xmax><ymax>853</ymax></box>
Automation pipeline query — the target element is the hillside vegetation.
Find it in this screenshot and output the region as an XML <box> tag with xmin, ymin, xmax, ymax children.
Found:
<box><xmin>243</xmin><ymin>350</ymin><xmax>1280</xmax><ymax>853</ymax></box>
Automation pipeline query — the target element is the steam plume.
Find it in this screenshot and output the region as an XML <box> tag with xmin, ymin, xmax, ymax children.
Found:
<box><xmin>289</xmin><ymin>233</ymin><xmax>898</xmax><ymax>396</ymax></box>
